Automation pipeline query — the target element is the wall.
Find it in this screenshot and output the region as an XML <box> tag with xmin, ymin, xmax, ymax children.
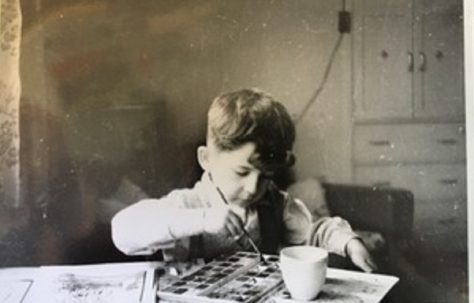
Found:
<box><xmin>215</xmin><ymin>1</ymin><xmax>354</xmax><ymax>182</ymax></box>
<box><xmin>112</xmin><ymin>0</ymin><xmax>354</xmax><ymax>184</ymax></box>
<box><xmin>21</xmin><ymin>0</ymin><xmax>354</xmax><ymax>206</ymax></box>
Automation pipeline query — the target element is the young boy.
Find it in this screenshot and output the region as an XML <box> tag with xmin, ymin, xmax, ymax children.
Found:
<box><xmin>111</xmin><ymin>88</ymin><xmax>376</xmax><ymax>272</ymax></box>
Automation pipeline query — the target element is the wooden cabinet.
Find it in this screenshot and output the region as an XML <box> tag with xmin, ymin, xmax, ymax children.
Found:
<box><xmin>353</xmin><ymin>0</ymin><xmax>413</xmax><ymax>120</ymax></box>
<box><xmin>351</xmin><ymin>0</ymin><xmax>466</xmax><ymax>253</ymax></box>
<box><xmin>413</xmin><ymin>0</ymin><xmax>464</xmax><ymax>119</ymax></box>
<box><xmin>353</xmin><ymin>123</ymin><xmax>467</xmax><ymax>252</ymax></box>
<box><xmin>353</xmin><ymin>0</ymin><xmax>464</xmax><ymax>121</ymax></box>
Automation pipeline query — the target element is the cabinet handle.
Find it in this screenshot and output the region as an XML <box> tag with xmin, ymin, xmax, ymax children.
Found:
<box><xmin>437</xmin><ymin>138</ymin><xmax>457</xmax><ymax>145</ymax></box>
<box><xmin>419</xmin><ymin>52</ymin><xmax>427</xmax><ymax>72</ymax></box>
<box><xmin>439</xmin><ymin>178</ymin><xmax>459</xmax><ymax>185</ymax></box>
<box><xmin>369</xmin><ymin>140</ymin><xmax>391</xmax><ymax>146</ymax></box>
<box><xmin>439</xmin><ymin>218</ymin><xmax>456</xmax><ymax>225</ymax></box>
<box><xmin>408</xmin><ymin>51</ymin><xmax>414</xmax><ymax>72</ymax></box>
<box><xmin>372</xmin><ymin>181</ymin><xmax>391</xmax><ymax>188</ymax></box>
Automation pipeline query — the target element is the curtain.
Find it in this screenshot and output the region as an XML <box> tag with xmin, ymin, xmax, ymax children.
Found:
<box><xmin>0</xmin><ymin>0</ymin><xmax>22</xmax><ymax>208</ymax></box>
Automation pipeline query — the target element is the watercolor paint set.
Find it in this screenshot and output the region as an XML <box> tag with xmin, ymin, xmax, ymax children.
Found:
<box><xmin>157</xmin><ymin>251</ymin><xmax>283</xmax><ymax>303</ymax></box>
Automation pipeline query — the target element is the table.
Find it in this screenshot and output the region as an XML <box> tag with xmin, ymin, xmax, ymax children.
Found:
<box><xmin>0</xmin><ymin>259</ymin><xmax>397</xmax><ymax>303</ymax></box>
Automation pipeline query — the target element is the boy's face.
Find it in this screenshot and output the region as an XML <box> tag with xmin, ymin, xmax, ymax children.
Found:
<box><xmin>201</xmin><ymin>142</ymin><xmax>272</xmax><ymax>208</ymax></box>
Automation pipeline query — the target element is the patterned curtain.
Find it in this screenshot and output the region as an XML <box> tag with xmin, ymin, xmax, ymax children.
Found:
<box><xmin>0</xmin><ymin>0</ymin><xmax>22</xmax><ymax>208</ymax></box>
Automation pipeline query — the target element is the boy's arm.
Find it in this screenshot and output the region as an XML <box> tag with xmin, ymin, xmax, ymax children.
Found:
<box><xmin>111</xmin><ymin>191</ymin><xmax>206</xmax><ymax>255</ymax></box>
<box><xmin>282</xmin><ymin>194</ymin><xmax>377</xmax><ymax>272</ymax></box>
<box><xmin>282</xmin><ymin>194</ymin><xmax>358</xmax><ymax>256</ymax></box>
<box><xmin>309</xmin><ymin>216</ymin><xmax>377</xmax><ymax>272</ymax></box>
<box><xmin>307</xmin><ymin>215</ymin><xmax>360</xmax><ymax>256</ymax></box>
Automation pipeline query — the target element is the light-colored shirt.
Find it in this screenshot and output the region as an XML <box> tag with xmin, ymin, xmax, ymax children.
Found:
<box><xmin>111</xmin><ymin>173</ymin><xmax>357</xmax><ymax>260</ymax></box>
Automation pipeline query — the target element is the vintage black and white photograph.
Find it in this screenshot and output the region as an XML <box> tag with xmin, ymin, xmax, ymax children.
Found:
<box><xmin>0</xmin><ymin>0</ymin><xmax>472</xmax><ymax>302</ymax></box>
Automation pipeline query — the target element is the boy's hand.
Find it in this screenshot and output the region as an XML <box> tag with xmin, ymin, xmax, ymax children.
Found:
<box><xmin>203</xmin><ymin>207</ymin><xmax>245</xmax><ymax>237</ymax></box>
<box><xmin>345</xmin><ymin>238</ymin><xmax>378</xmax><ymax>273</ymax></box>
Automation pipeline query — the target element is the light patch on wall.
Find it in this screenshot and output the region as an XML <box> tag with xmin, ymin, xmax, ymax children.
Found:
<box><xmin>147</xmin><ymin>1</ymin><xmax>220</xmax><ymax>35</ymax></box>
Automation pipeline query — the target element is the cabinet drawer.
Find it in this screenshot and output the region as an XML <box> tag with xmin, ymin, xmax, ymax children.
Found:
<box><xmin>414</xmin><ymin>198</ymin><xmax>467</xmax><ymax>227</ymax></box>
<box><xmin>354</xmin><ymin>164</ymin><xmax>467</xmax><ymax>201</ymax></box>
<box><xmin>413</xmin><ymin>198</ymin><xmax>467</xmax><ymax>253</ymax></box>
<box><xmin>353</xmin><ymin>123</ymin><xmax>466</xmax><ymax>164</ymax></box>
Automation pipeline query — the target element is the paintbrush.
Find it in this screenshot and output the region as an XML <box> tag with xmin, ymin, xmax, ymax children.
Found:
<box><xmin>209</xmin><ymin>174</ymin><xmax>267</xmax><ymax>264</ymax></box>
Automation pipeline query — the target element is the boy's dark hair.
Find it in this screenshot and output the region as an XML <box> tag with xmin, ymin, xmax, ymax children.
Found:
<box><xmin>207</xmin><ymin>88</ymin><xmax>295</xmax><ymax>169</ymax></box>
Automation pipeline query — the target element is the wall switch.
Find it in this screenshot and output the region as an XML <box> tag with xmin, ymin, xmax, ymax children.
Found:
<box><xmin>338</xmin><ymin>11</ymin><xmax>351</xmax><ymax>33</ymax></box>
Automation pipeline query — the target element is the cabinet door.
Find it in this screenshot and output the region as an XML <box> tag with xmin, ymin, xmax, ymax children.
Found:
<box><xmin>353</xmin><ymin>0</ymin><xmax>414</xmax><ymax>120</ymax></box>
<box><xmin>414</xmin><ymin>0</ymin><xmax>464</xmax><ymax>119</ymax></box>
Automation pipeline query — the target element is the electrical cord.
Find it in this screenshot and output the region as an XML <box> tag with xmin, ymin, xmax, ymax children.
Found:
<box><xmin>294</xmin><ymin>32</ymin><xmax>344</xmax><ymax>124</ymax></box>
<box><xmin>294</xmin><ymin>0</ymin><xmax>347</xmax><ymax>124</ymax></box>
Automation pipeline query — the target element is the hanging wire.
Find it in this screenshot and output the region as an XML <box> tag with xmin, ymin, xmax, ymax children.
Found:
<box><xmin>294</xmin><ymin>33</ymin><xmax>344</xmax><ymax>123</ymax></box>
<box><xmin>294</xmin><ymin>0</ymin><xmax>346</xmax><ymax>124</ymax></box>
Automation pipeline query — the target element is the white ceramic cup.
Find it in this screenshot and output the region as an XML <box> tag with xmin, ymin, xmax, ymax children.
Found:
<box><xmin>280</xmin><ymin>246</ymin><xmax>328</xmax><ymax>301</ymax></box>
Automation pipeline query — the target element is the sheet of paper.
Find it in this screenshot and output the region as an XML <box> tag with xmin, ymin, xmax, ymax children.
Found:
<box><xmin>23</xmin><ymin>262</ymin><xmax>159</xmax><ymax>303</ymax></box>
<box><xmin>0</xmin><ymin>279</ymin><xmax>34</xmax><ymax>303</ymax></box>
<box><xmin>0</xmin><ymin>267</ymin><xmax>40</xmax><ymax>303</ymax></box>
<box><xmin>266</xmin><ymin>268</ymin><xmax>399</xmax><ymax>303</ymax></box>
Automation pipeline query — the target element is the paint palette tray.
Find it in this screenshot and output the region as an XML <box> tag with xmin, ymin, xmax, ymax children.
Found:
<box><xmin>157</xmin><ymin>251</ymin><xmax>283</xmax><ymax>303</ymax></box>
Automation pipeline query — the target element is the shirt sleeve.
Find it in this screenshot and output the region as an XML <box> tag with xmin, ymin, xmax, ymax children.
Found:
<box><xmin>111</xmin><ymin>190</ymin><xmax>205</xmax><ymax>256</ymax></box>
<box><xmin>307</xmin><ymin>216</ymin><xmax>360</xmax><ymax>257</ymax></box>
<box><xmin>282</xmin><ymin>195</ymin><xmax>313</xmax><ymax>245</ymax></box>
<box><xmin>282</xmin><ymin>194</ymin><xmax>358</xmax><ymax>257</ymax></box>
